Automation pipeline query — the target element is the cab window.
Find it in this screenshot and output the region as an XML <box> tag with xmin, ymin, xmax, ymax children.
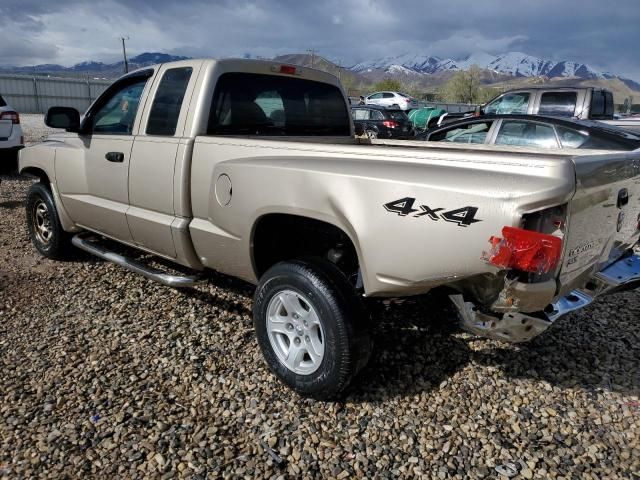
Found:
<box><xmin>208</xmin><ymin>73</ymin><xmax>350</xmax><ymax>136</ymax></box>
<box><xmin>538</xmin><ymin>92</ymin><xmax>577</xmax><ymax>117</ymax></box>
<box><xmin>92</xmin><ymin>78</ymin><xmax>149</xmax><ymax>135</ymax></box>
<box><xmin>146</xmin><ymin>67</ymin><xmax>193</xmax><ymax>136</ymax></box>
<box><xmin>484</xmin><ymin>92</ymin><xmax>530</xmax><ymax>115</ymax></box>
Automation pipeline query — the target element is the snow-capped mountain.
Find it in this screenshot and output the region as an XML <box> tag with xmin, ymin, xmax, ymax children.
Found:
<box><xmin>351</xmin><ymin>50</ymin><xmax>628</xmax><ymax>83</ymax></box>
<box><xmin>352</xmin><ymin>54</ymin><xmax>457</xmax><ymax>74</ymax></box>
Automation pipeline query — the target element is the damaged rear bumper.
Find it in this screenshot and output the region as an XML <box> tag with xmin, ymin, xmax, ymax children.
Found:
<box><xmin>451</xmin><ymin>253</ymin><xmax>640</xmax><ymax>343</ymax></box>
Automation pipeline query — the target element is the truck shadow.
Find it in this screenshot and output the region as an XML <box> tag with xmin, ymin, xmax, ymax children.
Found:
<box><xmin>34</xmin><ymin>228</ymin><xmax>639</xmax><ymax>400</ymax></box>
<box><xmin>346</xmin><ymin>293</ymin><xmax>639</xmax><ymax>401</ymax></box>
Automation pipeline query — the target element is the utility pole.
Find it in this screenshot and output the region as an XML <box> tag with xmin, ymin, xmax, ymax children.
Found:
<box><xmin>307</xmin><ymin>48</ymin><xmax>317</xmax><ymax>69</ymax></box>
<box><xmin>120</xmin><ymin>36</ymin><xmax>129</xmax><ymax>74</ymax></box>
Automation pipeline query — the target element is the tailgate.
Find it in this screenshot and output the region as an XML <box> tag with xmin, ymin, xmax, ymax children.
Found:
<box><xmin>0</xmin><ymin>119</ymin><xmax>12</xmax><ymax>139</ymax></box>
<box><xmin>558</xmin><ymin>151</ymin><xmax>640</xmax><ymax>293</ymax></box>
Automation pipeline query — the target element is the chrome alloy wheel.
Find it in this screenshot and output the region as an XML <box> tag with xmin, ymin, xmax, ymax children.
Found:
<box><xmin>266</xmin><ymin>289</ymin><xmax>325</xmax><ymax>375</ymax></box>
<box><xmin>32</xmin><ymin>199</ymin><xmax>53</xmax><ymax>245</ymax></box>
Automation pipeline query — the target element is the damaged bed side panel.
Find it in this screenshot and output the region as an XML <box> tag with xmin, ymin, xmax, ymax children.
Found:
<box><xmin>188</xmin><ymin>137</ymin><xmax>576</xmax><ymax>296</ymax></box>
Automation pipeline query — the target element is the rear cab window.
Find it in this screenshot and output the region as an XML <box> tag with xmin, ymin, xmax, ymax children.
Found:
<box><xmin>207</xmin><ymin>73</ymin><xmax>350</xmax><ymax>136</ymax></box>
<box><xmin>0</xmin><ymin>95</ymin><xmax>6</xmax><ymax>107</ymax></box>
<box><xmin>538</xmin><ymin>92</ymin><xmax>577</xmax><ymax>117</ymax></box>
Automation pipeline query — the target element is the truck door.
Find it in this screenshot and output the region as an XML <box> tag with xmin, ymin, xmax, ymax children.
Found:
<box><xmin>126</xmin><ymin>63</ymin><xmax>199</xmax><ymax>259</ymax></box>
<box><xmin>55</xmin><ymin>70</ymin><xmax>154</xmax><ymax>242</ymax></box>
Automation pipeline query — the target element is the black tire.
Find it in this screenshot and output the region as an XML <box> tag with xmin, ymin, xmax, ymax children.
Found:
<box><xmin>253</xmin><ymin>258</ymin><xmax>372</xmax><ymax>399</ymax></box>
<box><xmin>25</xmin><ymin>182</ymin><xmax>71</xmax><ymax>259</ymax></box>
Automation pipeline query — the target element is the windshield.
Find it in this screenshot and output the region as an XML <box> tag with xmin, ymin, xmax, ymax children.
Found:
<box><xmin>207</xmin><ymin>73</ymin><xmax>350</xmax><ymax>136</ymax></box>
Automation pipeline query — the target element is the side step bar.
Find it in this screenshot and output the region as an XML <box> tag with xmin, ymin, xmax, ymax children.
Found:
<box><xmin>72</xmin><ymin>234</ymin><xmax>205</xmax><ymax>288</ymax></box>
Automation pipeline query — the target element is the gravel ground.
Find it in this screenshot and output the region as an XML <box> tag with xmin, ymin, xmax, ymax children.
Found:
<box><xmin>1</xmin><ymin>122</ymin><xmax>639</xmax><ymax>479</ymax></box>
<box><xmin>20</xmin><ymin>114</ymin><xmax>63</xmax><ymax>144</ymax></box>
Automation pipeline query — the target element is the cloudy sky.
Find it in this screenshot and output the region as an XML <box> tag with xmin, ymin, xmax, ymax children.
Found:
<box><xmin>1</xmin><ymin>0</ymin><xmax>639</xmax><ymax>79</ymax></box>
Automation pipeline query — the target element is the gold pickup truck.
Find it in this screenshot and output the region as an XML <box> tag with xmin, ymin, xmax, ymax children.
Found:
<box><xmin>19</xmin><ymin>59</ymin><xmax>640</xmax><ymax>398</ymax></box>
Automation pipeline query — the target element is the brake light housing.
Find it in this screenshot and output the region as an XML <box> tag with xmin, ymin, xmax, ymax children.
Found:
<box><xmin>0</xmin><ymin>111</ymin><xmax>20</xmax><ymax>124</ymax></box>
<box><xmin>383</xmin><ymin>120</ymin><xmax>399</xmax><ymax>128</ymax></box>
<box><xmin>279</xmin><ymin>65</ymin><xmax>296</xmax><ymax>75</ymax></box>
<box><xmin>485</xmin><ymin>226</ymin><xmax>563</xmax><ymax>274</ymax></box>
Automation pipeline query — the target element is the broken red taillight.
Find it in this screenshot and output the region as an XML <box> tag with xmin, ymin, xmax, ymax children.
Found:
<box><xmin>383</xmin><ymin>120</ymin><xmax>399</xmax><ymax>128</ymax></box>
<box><xmin>485</xmin><ymin>226</ymin><xmax>563</xmax><ymax>274</ymax></box>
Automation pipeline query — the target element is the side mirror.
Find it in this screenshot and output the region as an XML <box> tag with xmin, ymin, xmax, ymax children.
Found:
<box><xmin>45</xmin><ymin>106</ymin><xmax>81</xmax><ymax>132</ymax></box>
<box><xmin>474</xmin><ymin>105</ymin><xmax>483</xmax><ymax>117</ymax></box>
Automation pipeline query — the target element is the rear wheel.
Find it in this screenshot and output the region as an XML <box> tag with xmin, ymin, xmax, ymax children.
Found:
<box><xmin>365</xmin><ymin>130</ymin><xmax>378</xmax><ymax>140</ymax></box>
<box><xmin>26</xmin><ymin>183</ymin><xmax>71</xmax><ymax>259</ymax></box>
<box><xmin>253</xmin><ymin>258</ymin><xmax>372</xmax><ymax>399</ymax></box>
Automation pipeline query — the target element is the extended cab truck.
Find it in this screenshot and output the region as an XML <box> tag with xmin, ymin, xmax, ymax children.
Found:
<box><xmin>19</xmin><ymin>59</ymin><xmax>640</xmax><ymax>399</ymax></box>
<box><xmin>480</xmin><ymin>87</ymin><xmax>640</xmax><ymax>133</ymax></box>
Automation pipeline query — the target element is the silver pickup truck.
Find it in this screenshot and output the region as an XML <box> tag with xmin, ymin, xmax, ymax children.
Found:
<box><xmin>19</xmin><ymin>59</ymin><xmax>640</xmax><ymax>399</ymax></box>
<box><xmin>478</xmin><ymin>87</ymin><xmax>640</xmax><ymax>132</ymax></box>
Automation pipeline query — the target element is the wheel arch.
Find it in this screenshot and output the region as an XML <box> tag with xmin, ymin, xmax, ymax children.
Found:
<box><xmin>250</xmin><ymin>212</ymin><xmax>365</xmax><ymax>287</ymax></box>
<box><xmin>20</xmin><ymin>166</ymin><xmax>51</xmax><ymax>185</ymax></box>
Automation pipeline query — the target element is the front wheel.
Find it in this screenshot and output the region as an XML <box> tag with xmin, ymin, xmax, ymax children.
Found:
<box><xmin>26</xmin><ymin>183</ymin><xmax>71</xmax><ymax>259</ymax></box>
<box><xmin>253</xmin><ymin>259</ymin><xmax>372</xmax><ymax>399</ymax></box>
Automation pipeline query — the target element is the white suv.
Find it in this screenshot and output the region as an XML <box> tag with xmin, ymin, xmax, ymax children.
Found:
<box><xmin>364</xmin><ymin>91</ymin><xmax>419</xmax><ymax>111</ymax></box>
<box><xmin>0</xmin><ymin>94</ymin><xmax>24</xmax><ymax>168</ymax></box>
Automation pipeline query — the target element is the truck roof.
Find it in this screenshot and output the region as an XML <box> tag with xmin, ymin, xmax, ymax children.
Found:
<box><xmin>126</xmin><ymin>57</ymin><xmax>343</xmax><ymax>89</ymax></box>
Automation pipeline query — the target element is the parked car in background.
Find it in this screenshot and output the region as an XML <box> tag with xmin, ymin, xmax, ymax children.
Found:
<box><xmin>351</xmin><ymin>105</ymin><xmax>414</xmax><ymax>139</ymax></box>
<box><xmin>364</xmin><ymin>91</ymin><xmax>419</xmax><ymax>111</ymax></box>
<box><xmin>0</xmin><ymin>94</ymin><xmax>24</xmax><ymax>169</ymax></box>
<box><xmin>417</xmin><ymin>114</ymin><xmax>640</xmax><ymax>151</ymax></box>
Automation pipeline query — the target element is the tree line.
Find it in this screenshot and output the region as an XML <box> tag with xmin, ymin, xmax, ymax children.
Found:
<box><xmin>341</xmin><ymin>65</ymin><xmax>499</xmax><ymax>104</ymax></box>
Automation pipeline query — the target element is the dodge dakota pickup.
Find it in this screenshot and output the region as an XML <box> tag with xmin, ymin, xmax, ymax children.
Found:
<box><xmin>19</xmin><ymin>58</ymin><xmax>640</xmax><ymax>398</ymax></box>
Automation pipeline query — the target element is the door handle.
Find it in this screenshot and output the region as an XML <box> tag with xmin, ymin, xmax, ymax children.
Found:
<box><xmin>105</xmin><ymin>152</ymin><xmax>124</xmax><ymax>163</ymax></box>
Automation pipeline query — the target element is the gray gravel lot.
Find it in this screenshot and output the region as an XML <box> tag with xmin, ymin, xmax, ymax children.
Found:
<box><xmin>20</xmin><ymin>114</ymin><xmax>63</xmax><ymax>144</ymax></box>
<box><xmin>0</xmin><ymin>121</ymin><xmax>639</xmax><ymax>479</ymax></box>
